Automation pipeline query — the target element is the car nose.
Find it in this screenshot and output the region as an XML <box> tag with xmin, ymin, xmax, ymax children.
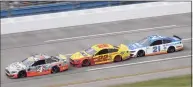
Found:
<box><xmin>5</xmin><ymin>68</ymin><xmax>10</xmax><ymax>74</ymax></box>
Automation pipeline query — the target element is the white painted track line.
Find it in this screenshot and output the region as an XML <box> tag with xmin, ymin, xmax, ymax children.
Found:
<box><xmin>44</xmin><ymin>25</ymin><xmax>178</xmax><ymax>42</ymax></box>
<box><xmin>86</xmin><ymin>55</ymin><xmax>192</xmax><ymax>71</ymax></box>
<box><xmin>182</xmin><ymin>38</ymin><xmax>192</xmax><ymax>41</ymax></box>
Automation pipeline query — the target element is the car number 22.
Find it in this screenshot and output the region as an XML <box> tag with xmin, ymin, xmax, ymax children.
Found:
<box><xmin>94</xmin><ymin>55</ymin><xmax>108</xmax><ymax>62</ymax></box>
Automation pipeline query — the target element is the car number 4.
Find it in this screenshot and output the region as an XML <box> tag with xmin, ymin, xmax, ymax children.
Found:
<box><xmin>37</xmin><ymin>66</ymin><xmax>45</xmax><ymax>72</ymax></box>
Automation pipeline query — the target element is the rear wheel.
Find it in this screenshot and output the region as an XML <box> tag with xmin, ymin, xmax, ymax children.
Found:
<box><xmin>114</xmin><ymin>55</ymin><xmax>122</xmax><ymax>62</ymax></box>
<box><xmin>137</xmin><ymin>50</ymin><xmax>145</xmax><ymax>57</ymax></box>
<box><xmin>51</xmin><ymin>66</ymin><xmax>60</xmax><ymax>74</ymax></box>
<box><xmin>18</xmin><ymin>71</ymin><xmax>26</xmax><ymax>78</ymax></box>
<box><xmin>167</xmin><ymin>47</ymin><xmax>175</xmax><ymax>53</ymax></box>
<box><xmin>82</xmin><ymin>59</ymin><xmax>90</xmax><ymax>67</ymax></box>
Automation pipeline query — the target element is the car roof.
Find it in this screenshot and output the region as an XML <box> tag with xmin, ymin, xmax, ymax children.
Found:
<box><xmin>91</xmin><ymin>44</ymin><xmax>114</xmax><ymax>51</ymax></box>
<box><xmin>27</xmin><ymin>54</ymin><xmax>50</xmax><ymax>61</ymax></box>
<box><xmin>146</xmin><ymin>35</ymin><xmax>168</xmax><ymax>42</ymax></box>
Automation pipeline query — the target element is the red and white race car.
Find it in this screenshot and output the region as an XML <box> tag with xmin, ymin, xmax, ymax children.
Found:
<box><xmin>5</xmin><ymin>54</ymin><xmax>68</xmax><ymax>78</ymax></box>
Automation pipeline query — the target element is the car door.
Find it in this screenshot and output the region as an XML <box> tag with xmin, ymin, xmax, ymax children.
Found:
<box><xmin>28</xmin><ymin>60</ymin><xmax>46</xmax><ymax>76</ymax></box>
<box><xmin>93</xmin><ymin>49</ymin><xmax>110</xmax><ymax>64</ymax></box>
<box><xmin>146</xmin><ymin>40</ymin><xmax>164</xmax><ymax>55</ymax></box>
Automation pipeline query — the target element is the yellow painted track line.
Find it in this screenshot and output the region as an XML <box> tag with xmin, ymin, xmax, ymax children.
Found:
<box><xmin>45</xmin><ymin>66</ymin><xmax>191</xmax><ymax>87</ymax></box>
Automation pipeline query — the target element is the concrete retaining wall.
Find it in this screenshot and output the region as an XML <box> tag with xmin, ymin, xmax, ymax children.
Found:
<box><xmin>1</xmin><ymin>2</ymin><xmax>191</xmax><ymax>34</ymax></box>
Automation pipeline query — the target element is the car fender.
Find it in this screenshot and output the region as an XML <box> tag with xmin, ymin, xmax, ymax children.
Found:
<box><xmin>110</xmin><ymin>52</ymin><xmax>120</xmax><ymax>61</ymax></box>
<box><xmin>134</xmin><ymin>48</ymin><xmax>145</xmax><ymax>56</ymax></box>
<box><xmin>118</xmin><ymin>44</ymin><xmax>130</xmax><ymax>59</ymax></box>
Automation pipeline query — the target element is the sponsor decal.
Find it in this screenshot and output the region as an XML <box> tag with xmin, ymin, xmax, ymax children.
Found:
<box><xmin>94</xmin><ymin>55</ymin><xmax>108</xmax><ymax>62</ymax></box>
<box><xmin>97</xmin><ymin>44</ymin><xmax>109</xmax><ymax>48</ymax></box>
<box><xmin>120</xmin><ymin>51</ymin><xmax>125</xmax><ymax>55</ymax></box>
<box><xmin>176</xmin><ymin>46</ymin><xmax>182</xmax><ymax>48</ymax></box>
<box><xmin>163</xmin><ymin>45</ymin><xmax>167</xmax><ymax>50</ymax></box>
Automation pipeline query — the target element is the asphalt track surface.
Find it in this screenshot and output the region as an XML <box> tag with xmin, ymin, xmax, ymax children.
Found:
<box><xmin>1</xmin><ymin>13</ymin><xmax>191</xmax><ymax>87</ymax></box>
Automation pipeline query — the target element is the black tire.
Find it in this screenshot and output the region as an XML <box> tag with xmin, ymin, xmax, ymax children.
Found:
<box><xmin>82</xmin><ymin>59</ymin><xmax>90</xmax><ymax>67</ymax></box>
<box><xmin>137</xmin><ymin>50</ymin><xmax>145</xmax><ymax>57</ymax></box>
<box><xmin>167</xmin><ymin>47</ymin><xmax>175</xmax><ymax>53</ymax></box>
<box><xmin>18</xmin><ymin>71</ymin><xmax>26</xmax><ymax>78</ymax></box>
<box><xmin>51</xmin><ymin>66</ymin><xmax>60</xmax><ymax>74</ymax></box>
<box><xmin>114</xmin><ymin>55</ymin><xmax>122</xmax><ymax>62</ymax></box>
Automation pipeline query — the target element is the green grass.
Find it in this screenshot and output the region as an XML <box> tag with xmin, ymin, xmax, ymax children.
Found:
<box><xmin>109</xmin><ymin>74</ymin><xmax>191</xmax><ymax>87</ymax></box>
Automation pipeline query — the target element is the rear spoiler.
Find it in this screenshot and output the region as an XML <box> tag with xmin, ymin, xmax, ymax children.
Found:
<box><xmin>118</xmin><ymin>44</ymin><xmax>129</xmax><ymax>51</ymax></box>
<box><xmin>173</xmin><ymin>35</ymin><xmax>182</xmax><ymax>40</ymax></box>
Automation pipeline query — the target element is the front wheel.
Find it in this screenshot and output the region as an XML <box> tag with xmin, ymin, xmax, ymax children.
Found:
<box><xmin>137</xmin><ymin>51</ymin><xmax>145</xmax><ymax>57</ymax></box>
<box><xmin>18</xmin><ymin>71</ymin><xmax>27</xmax><ymax>78</ymax></box>
<box><xmin>82</xmin><ymin>59</ymin><xmax>90</xmax><ymax>67</ymax></box>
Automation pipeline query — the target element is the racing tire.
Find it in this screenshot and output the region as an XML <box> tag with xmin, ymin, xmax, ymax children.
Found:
<box><xmin>167</xmin><ymin>47</ymin><xmax>175</xmax><ymax>53</ymax></box>
<box><xmin>18</xmin><ymin>71</ymin><xmax>27</xmax><ymax>78</ymax></box>
<box><xmin>114</xmin><ymin>55</ymin><xmax>122</xmax><ymax>62</ymax></box>
<box><xmin>51</xmin><ymin>66</ymin><xmax>60</xmax><ymax>74</ymax></box>
<box><xmin>137</xmin><ymin>50</ymin><xmax>145</xmax><ymax>57</ymax></box>
<box><xmin>82</xmin><ymin>59</ymin><xmax>90</xmax><ymax>67</ymax></box>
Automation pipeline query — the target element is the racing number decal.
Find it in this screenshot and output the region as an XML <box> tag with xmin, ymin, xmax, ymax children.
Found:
<box><xmin>153</xmin><ymin>46</ymin><xmax>160</xmax><ymax>52</ymax></box>
<box><xmin>94</xmin><ymin>55</ymin><xmax>108</xmax><ymax>62</ymax></box>
<box><xmin>97</xmin><ymin>44</ymin><xmax>109</xmax><ymax>48</ymax></box>
<box><xmin>37</xmin><ymin>66</ymin><xmax>45</xmax><ymax>72</ymax></box>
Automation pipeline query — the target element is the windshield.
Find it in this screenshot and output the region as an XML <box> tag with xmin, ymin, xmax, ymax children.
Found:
<box><xmin>22</xmin><ymin>57</ymin><xmax>35</xmax><ymax>66</ymax></box>
<box><xmin>85</xmin><ymin>47</ymin><xmax>97</xmax><ymax>55</ymax></box>
<box><xmin>137</xmin><ymin>37</ymin><xmax>150</xmax><ymax>46</ymax></box>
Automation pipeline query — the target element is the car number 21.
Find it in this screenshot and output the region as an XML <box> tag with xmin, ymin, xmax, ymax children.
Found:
<box><xmin>153</xmin><ymin>46</ymin><xmax>160</xmax><ymax>52</ymax></box>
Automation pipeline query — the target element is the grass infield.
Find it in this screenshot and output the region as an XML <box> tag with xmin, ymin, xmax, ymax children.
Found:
<box><xmin>109</xmin><ymin>74</ymin><xmax>191</xmax><ymax>87</ymax></box>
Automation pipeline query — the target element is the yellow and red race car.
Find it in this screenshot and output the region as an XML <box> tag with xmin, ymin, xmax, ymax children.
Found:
<box><xmin>70</xmin><ymin>44</ymin><xmax>130</xmax><ymax>67</ymax></box>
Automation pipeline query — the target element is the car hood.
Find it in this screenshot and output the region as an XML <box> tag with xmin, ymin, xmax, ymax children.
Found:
<box><xmin>6</xmin><ymin>62</ymin><xmax>26</xmax><ymax>71</ymax></box>
<box><xmin>70</xmin><ymin>51</ymin><xmax>90</xmax><ymax>60</ymax></box>
<box><xmin>127</xmin><ymin>43</ymin><xmax>144</xmax><ymax>50</ymax></box>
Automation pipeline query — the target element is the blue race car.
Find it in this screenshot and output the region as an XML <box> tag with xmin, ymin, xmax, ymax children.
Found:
<box><xmin>127</xmin><ymin>35</ymin><xmax>183</xmax><ymax>57</ymax></box>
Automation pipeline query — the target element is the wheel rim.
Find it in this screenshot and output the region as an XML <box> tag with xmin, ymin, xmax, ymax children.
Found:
<box><xmin>170</xmin><ymin>48</ymin><xmax>175</xmax><ymax>53</ymax></box>
<box><xmin>83</xmin><ymin>60</ymin><xmax>89</xmax><ymax>66</ymax></box>
<box><xmin>115</xmin><ymin>56</ymin><xmax>121</xmax><ymax>62</ymax></box>
<box><xmin>52</xmin><ymin>67</ymin><xmax>58</xmax><ymax>73</ymax></box>
<box><xmin>19</xmin><ymin>72</ymin><xmax>25</xmax><ymax>78</ymax></box>
<box><xmin>137</xmin><ymin>52</ymin><xmax>144</xmax><ymax>57</ymax></box>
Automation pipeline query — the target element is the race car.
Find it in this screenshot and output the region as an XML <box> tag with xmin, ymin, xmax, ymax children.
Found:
<box><xmin>70</xmin><ymin>44</ymin><xmax>130</xmax><ymax>67</ymax></box>
<box><xmin>127</xmin><ymin>35</ymin><xmax>183</xmax><ymax>57</ymax></box>
<box><xmin>5</xmin><ymin>54</ymin><xmax>68</xmax><ymax>78</ymax></box>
